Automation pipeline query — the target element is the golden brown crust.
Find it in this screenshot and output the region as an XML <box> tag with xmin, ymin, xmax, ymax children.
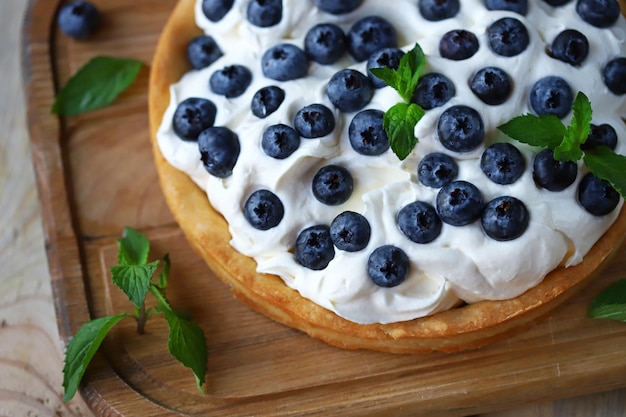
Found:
<box><xmin>149</xmin><ymin>0</ymin><xmax>626</xmax><ymax>353</ymax></box>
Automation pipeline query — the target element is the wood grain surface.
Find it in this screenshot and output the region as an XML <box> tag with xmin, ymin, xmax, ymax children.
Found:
<box><xmin>3</xmin><ymin>0</ymin><xmax>626</xmax><ymax>416</ymax></box>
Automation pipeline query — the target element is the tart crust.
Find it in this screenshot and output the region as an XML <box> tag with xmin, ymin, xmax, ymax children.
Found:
<box><xmin>149</xmin><ymin>0</ymin><xmax>626</xmax><ymax>353</ymax></box>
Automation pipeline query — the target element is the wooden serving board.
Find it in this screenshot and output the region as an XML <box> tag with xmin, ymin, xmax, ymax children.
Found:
<box><xmin>22</xmin><ymin>1</ymin><xmax>626</xmax><ymax>416</ymax></box>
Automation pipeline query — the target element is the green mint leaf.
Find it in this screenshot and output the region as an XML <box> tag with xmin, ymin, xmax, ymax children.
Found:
<box><xmin>63</xmin><ymin>314</ymin><xmax>130</xmax><ymax>402</ymax></box>
<box><xmin>384</xmin><ymin>102</ymin><xmax>425</xmax><ymax>160</ymax></box>
<box><xmin>498</xmin><ymin>114</ymin><xmax>566</xmax><ymax>149</ymax></box>
<box><xmin>554</xmin><ymin>92</ymin><xmax>592</xmax><ymax>162</ymax></box>
<box><xmin>368</xmin><ymin>67</ymin><xmax>399</xmax><ymax>91</ymax></box>
<box><xmin>369</xmin><ymin>43</ymin><xmax>425</xmax><ymax>102</ymax></box>
<box><xmin>583</xmin><ymin>146</ymin><xmax>626</xmax><ymax>198</ymax></box>
<box><xmin>117</xmin><ymin>227</ymin><xmax>150</xmax><ymax>266</ymax></box>
<box><xmin>51</xmin><ymin>56</ymin><xmax>143</xmax><ymax>116</ymax></box>
<box><xmin>151</xmin><ymin>282</ymin><xmax>173</xmax><ymax>312</ymax></box>
<box><xmin>589</xmin><ymin>279</ymin><xmax>626</xmax><ymax>322</ymax></box>
<box><xmin>111</xmin><ymin>261</ymin><xmax>160</xmax><ymax>307</ymax></box>
<box><xmin>158</xmin><ymin>253</ymin><xmax>171</xmax><ymax>289</ymax></box>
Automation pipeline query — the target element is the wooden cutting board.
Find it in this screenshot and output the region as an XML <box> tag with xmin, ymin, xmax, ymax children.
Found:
<box><xmin>22</xmin><ymin>1</ymin><xmax>626</xmax><ymax>416</ymax></box>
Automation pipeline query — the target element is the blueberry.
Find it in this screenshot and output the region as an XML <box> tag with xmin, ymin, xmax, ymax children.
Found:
<box><xmin>532</xmin><ymin>149</ymin><xmax>577</xmax><ymax>191</ymax></box>
<box><xmin>397</xmin><ymin>201</ymin><xmax>443</xmax><ymax>244</ymax></box>
<box><xmin>250</xmin><ymin>86</ymin><xmax>285</xmax><ymax>118</ymax></box>
<box><xmin>367</xmin><ymin>245</ymin><xmax>410</xmax><ymax>288</ymax></box>
<box><xmin>576</xmin><ymin>0</ymin><xmax>620</xmax><ymax>28</ymax></box>
<box><xmin>187</xmin><ymin>36</ymin><xmax>223</xmax><ymax>70</ymax></box>
<box><xmin>243</xmin><ymin>189</ymin><xmax>285</xmax><ymax>230</ymax></box>
<box><xmin>412</xmin><ymin>73</ymin><xmax>456</xmax><ymax>110</ymax></box>
<box><xmin>261</xmin><ymin>44</ymin><xmax>309</xmax><ymax>81</ymax></box>
<box><xmin>480</xmin><ymin>143</ymin><xmax>526</xmax><ymax>185</ymax></box>
<box><xmin>417</xmin><ymin>152</ymin><xmax>459</xmax><ymax>188</ymax></box>
<box><xmin>436</xmin><ymin>181</ymin><xmax>484</xmax><ymax>226</ymax></box>
<box><xmin>293</xmin><ymin>104</ymin><xmax>335</xmax><ymax>138</ymax></box>
<box><xmin>437</xmin><ymin>105</ymin><xmax>484</xmax><ymax>153</ymax></box>
<box><xmin>347</xmin><ymin>16</ymin><xmax>397</xmax><ymax>62</ymax></box>
<box><xmin>304</xmin><ymin>24</ymin><xmax>347</xmax><ymax>65</ymax></box>
<box><xmin>366</xmin><ymin>47</ymin><xmax>405</xmax><ymax>88</ymax></box>
<box><xmin>484</xmin><ymin>0</ymin><xmax>528</xmax><ymax>14</ymax></box>
<box><xmin>330</xmin><ymin>211</ymin><xmax>371</xmax><ymax>252</ymax></box>
<box><xmin>470</xmin><ymin>67</ymin><xmax>512</xmax><ymax>105</ymax></box>
<box><xmin>57</xmin><ymin>1</ymin><xmax>100</xmax><ymax>39</ymax></box>
<box><xmin>578</xmin><ymin>173</ymin><xmax>620</xmax><ymax>216</ymax></box>
<box><xmin>439</xmin><ymin>30</ymin><xmax>479</xmax><ymax>61</ymax></box>
<box><xmin>529</xmin><ymin>76</ymin><xmax>574</xmax><ymax>119</ymax></box>
<box><xmin>313</xmin><ymin>0</ymin><xmax>362</xmax><ymax>14</ymax></box>
<box><xmin>603</xmin><ymin>58</ymin><xmax>626</xmax><ymax>95</ymax></box>
<box><xmin>581</xmin><ymin>123</ymin><xmax>618</xmax><ymax>151</ymax></box>
<box><xmin>487</xmin><ymin>18</ymin><xmax>529</xmax><ymax>57</ymax></box>
<box><xmin>417</xmin><ymin>0</ymin><xmax>460</xmax><ymax>21</ymax></box>
<box><xmin>348</xmin><ymin>109</ymin><xmax>390</xmax><ymax>156</ymax></box>
<box><xmin>247</xmin><ymin>0</ymin><xmax>282</xmax><ymax>27</ymax></box>
<box><xmin>261</xmin><ymin>124</ymin><xmax>300</xmax><ymax>159</ymax></box>
<box><xmin>312</xmin><ymin>165</ymin><xmax>354</xmax><ymax>205</ymax></box>
<box><xmin>202</xmin><ymin>0</ymin><xmax>234</xmax><ymax>22</ymax></box>
<box><xmin>295</xmin><ymin>225</ymin><xmax>335</xmax><ymax>270</ymax></box>
<box><xmin>198</xmin><ymin>127</ymin><xmax>240</xmax><ymax>178</ymax></box>
<box><xmin>549</xmin><ymin>30</ymin><xmax>589</xmax><ymax>66</ymax></box>
<box><xmin>172</xmin><ymin>98</ymin><xmax>217</xmax><ymax>141</ymax></box>
<box><xmin>481</xmin><ymin>196</ymin><xmax>530</xmax><ymax>241</ymax></box>
<box><xmin>209</xmin><ymin>65</ymin><xmax>252</xmax><ymax>98</ymax></box>
<box><xmin>327</xmin><ymin>69</ymin><xmax>374</xmax><ymax>113</ymax></box>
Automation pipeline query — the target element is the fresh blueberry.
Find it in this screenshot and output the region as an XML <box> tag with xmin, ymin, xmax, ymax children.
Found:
<box><xmin>295</xmin><ymin>225</ymin><xmax>335</xmax><ymax>270</ymax></box>
<box><xmin>261</xmin><ymin>124</ymin><xmax>300</xmax><ymax>159</ymax></box>
<box><xmin>366</xmin><ymin>47</ymin><xmax>405</xmax><ymax>88</ymax></box>
<box><xmin>247</xmin><ymin>0</ymin><xmax>282</xmax><ymax>27</ymax></box>
<box><xmin>198</xmin><ymin>127</ymin><xmax>240</xmax><ymax>178</ymax></box>
<box><xmin>243</xmin><ymin>189</ymin><xmax>285</xmax><ymax>230</ymax></box>
<box><xmin>480</xmin><ymin>143</ymin><xmax>526</xmax><ymax>185</ymax></box>
<box><xmin>417</xmin><ymin>0</ymin><xmax>460</xmax><ymax>21</ymax></box>
<box><xmin>417</xmin><ymin>152</ymin><xmax>459</xmax><ymax>188</ymax></box>
<box><xmin>172</xmin><ymin>98</ymin><xmax>217</xmax><ymax>141</ymax></box>
<box><xmin>532</xmin><ymin>149</ymin><xmax>577</xmax><ymax>191</ymax></box>
<box><xmin>481</xmin><ymin>196</ymin><xmax>530</xmax><ymax>241</ymax></box>
<box><xmin>484</xmin><ymin>0</ymin><xmax>528</xmax><ymax>14</ymax></box>
<box><xmin>305</xmin><ymin>24</ymin><xmax>347</xmax><ymax>65</ymax></box>
<box><xmin>347</xmin><ymin>16</ymin><xmax>397</xmax><ymax>62</ymax></box>
<box><xmin>327</xmin><ymin>69</ymin><xmax>374</xmax><ymax>113</ymax></box>
<box><xmin>436</xmin><ymin>181</ymin><xmax>484</xmax><ymax>226</ymax></box>
<box><xmin>578</xmin><ymin>173</ymin><xmax>620</xmax><ymax>216</ymax></box>
<box><xmin>209</xmin><ymin>65</ymin><xmax>252</xmax><ymax>98</ymax></box>
<box><xmin>543</xmin><ymin>0</ymin><xmax>571</xmax><ymax>5</ymax></box>
<box><xmin>313</xmin><ymin>0</ymin><xmax>362</xmax><ymax>14</ymax></box>
<box><xmin>437</xmin><ymin>105</ymin><xmax>484</xmax><ymax>153</ymax></box>
<box><xmin>250</xmin><ymin>86</ymin><xmax>285</xmax><ymax>118</ymax></box>
<box><xmin>312</xmin><ymin>165</ymin><xmax>354</xmax><ymax>205</ymax></box>
<box><xmin>439</xmin><ymin>30</ymin><xmax>479</xmax><ymax>61</ymax></box>
<box><xmin>529</xmin><ymin>76</ymin><xmax>574</xmax><ymax>119</ymax></box>
<box><xmin>187</xmin><ymin>35</ymin><xmax>223</xmax><ymax>70</ymax></box>
<box><xmin>412</xmin><ymin>73</ymin><xmax>456</xmax><ymax>110</ymax></box>
<box><xmin>398</xmin><ymin>201</ymin><xmax>443</xmax><ymax>244</ymax></box>
<box><xmin>348</xmin><ymin>109</ymin><xmax>390</xmax><ymax>156</ymax></box>
<box><xmin>261</xmin><ymin>43</ymin><xmax>309</xmax><ymax>81</ymax></box>
<box><xmin>487</xmin><ymin>17</ymin><xmax>529</xmax><ymax>57</ymax></box>
<box><xmin>293</xmin><ymin>104</ymin><xmax>335</xmax><ymax>138</ymax></box>
<box><xmin>202</xmin><ymin>0</ymin><xmax>234</xmax><ymax>22</ymax></box>
<box><xmin>367</xmin><ymin>245</ymin><xmax>410</xmax><ymax>288</ymax></box>
<box><xmin>330</xmin><ymin>211</ymin><xmax>371</xmax><ymax>252</ymax></box>
<box><xmin>581</xmin><ymin>123</ymin><xmax>618</xmax><ymax>151</ymax></box>
<box><xmin>549</xmin><ymin>30</ymin><xmax>589</xmax><ymax>66</ymax></box>
<box><xmin>576</xmin><ymin>0</ymin><xmax>620</xmax><ymax>28</ymax></box>
<box><xmin>603</xmin><ymin>58</ymin><xmax>626</xmax><ymax>95</ymax></box>
<box><xmin>470</xmin><ymin>67</ymin><xmax>512</xmax><ymax>105</ymax></box>
<box><xmin>57</xmin><ymin>1</ymin><xmax>100</xmax><ymax>39</ymax></box>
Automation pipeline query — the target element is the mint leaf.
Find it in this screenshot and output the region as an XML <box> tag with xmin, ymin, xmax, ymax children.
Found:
<box><xmin>150</xmin><ymin>283</ymin><xmax>173</xmax><ymax>311</ymax></box>
<box><xmin>52</xmin><ymin>56</ymin><xmax>143</xmax><ymax>116</ymax></box>
<box><xmin>384</xmin><ymin>102</ymin><xmax>425</xmax><ymax>160</ymax></box>
<box><xmin>63</xmin><ymin>314</ymin><xmax>130</xmax><ymax>402</ymax></box>
<box><xmin>498</xmin><ymin>114</ymin><xmax>566</xmax><ymax>149</ymax></box>
<box><xmin>589</xmin><ymin>279</ymin><xmax>626</xmax><ymax>322</ymax></box>
<box><xmin>158</xmin><ymin>253</ymin><xmax>171</xmax><ymax>289</ymax></box>
<box><xmin>369</xmin><ymin>43</ymin><xmax>425</xmax><ymax>102</ymax></box>
<box><xmin>111</xmin><ymin>261</ymin><xmax>159</xmax><ymax>307</ymax></box>
<box><xmin>368</xmin><ymin>67</ymin><xmax>399</xmax><ymax>92</ymax></box>
<box><xmin>118</xmin><ymin>226</ymin><xmax>150</xmax><ymax>266</ymax></box>
<box><xmin>584</xmin><ymin>146</ymin><xmax>626</xmax><ymax>198</ymax></box>
<box><xmin>554</xmin><ymin>92</ymin><xmax>592</xmax><ymax>162</ymax></box>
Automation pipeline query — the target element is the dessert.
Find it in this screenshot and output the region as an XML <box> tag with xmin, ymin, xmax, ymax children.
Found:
<box><xmin>149</xmin><ymin>0</ymin><xmax>626</xmax><ymax>353</ymax></box>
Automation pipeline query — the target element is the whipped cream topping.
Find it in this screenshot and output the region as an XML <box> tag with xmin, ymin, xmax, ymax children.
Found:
<box><xmin>157</xmin><ymin>0</ymin><xmax>626</xmax><ymax>324</ymax></box>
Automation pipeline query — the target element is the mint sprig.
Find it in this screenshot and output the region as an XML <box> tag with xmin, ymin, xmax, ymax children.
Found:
<box><xmin>62</xmin><ymin>227</ymin><xmax>207</xmax><ymax>402</ymax></box>
<box><xmin>589</xmin><ymin>279</ymin><xmax>626</xmax><ymax>322</ymax></box>
<box><xmin>370</xmin><ymin>43</ymin><xmax>426</xmax><ymax>160</ymax></box>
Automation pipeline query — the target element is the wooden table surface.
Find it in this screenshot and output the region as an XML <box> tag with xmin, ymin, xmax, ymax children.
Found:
<box><xmin>1</xmin><ymin>0</ymin><xmax>625</xmax><ymax>416</ymax></box>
